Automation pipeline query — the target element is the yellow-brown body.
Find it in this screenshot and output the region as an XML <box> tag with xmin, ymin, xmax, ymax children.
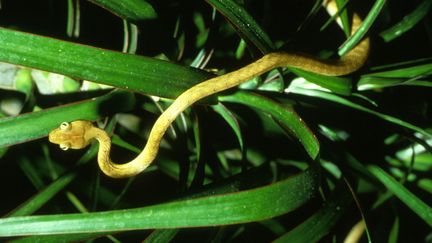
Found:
<box><xmin>49</xmin><ymin>0</ymin><xmax>370</xmax><ymax>178</ymax></box>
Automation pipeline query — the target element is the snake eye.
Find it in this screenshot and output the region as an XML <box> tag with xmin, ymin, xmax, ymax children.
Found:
<box><xmin>60</xmin><ymin>143</ymin><xmax>70</xmax><ymax>151</ymax></box>
<box><xmin>60</xmin><ymin>122</ymin><xmax>71</xmax><ymax>131</ymax></box>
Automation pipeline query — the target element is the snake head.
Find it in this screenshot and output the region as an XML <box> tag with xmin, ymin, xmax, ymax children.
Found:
<box><xmin>48</xmin><ymin>120</ymin><xmax>94</xmax><ymax>150</ymax></box>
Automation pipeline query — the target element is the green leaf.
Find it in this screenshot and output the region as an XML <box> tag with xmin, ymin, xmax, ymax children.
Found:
<box><xmin>13</xmin><ymin>165</ymin><xmax>273</xmax><ymax>242</ymax></box>
<box><xmin>357</xmin><ymin>77</ymin><xmax>432</xmax><ymax>91</ymax></box>
<box><xmin>368</xmin><ymin>165</ymin><xmax>432</xmax><ymax>227</ymax></box>
<box><xmin>290</xmin><ymin>87</ymin><xmax>431</xmax><ymax>137</ymax></box>
<box><xmin>274</xmin><ymin>184</ymin><xmax>352</xmax><ymax>243</ymax></box>
<box><xmin>192</xmin><ymin>111</ymin><xmax>202</xmax><ymax>163</ymax></box>
<box><xmin>17</xmin><ymin>157</ymin><xmax>45</xmax><ymax>190</ymax></box>
<box><xmin>111</xmin><ymin>134</ymin><xmax>141</xmax><ymax>154</ymax></box>
<box><xmin>8</xmin><ymin>172</ymin><xmax>77</xmax><ymax>217</ymax></box>
<box><xmin>212</xmin><ymin>104</ymin><xmax>244</xmax><ymax>152</ymax></box>
<box><xmin>290</xmin><ymin>68</ymin><xmax>352</xmax><ymax>95</ymax></box>
<box><xmin>0</xmin><ymin>91</ymin><xmax>134</xmax><ymax>148</ymax></box>
<box><xmin>0</xmin><ymin>28</ymin><xmax>212</xmax><ymax>99</ymax></box>
<box><xmin>321</xmin><ymin>0</ymin><xmax>350</xmax><ymax>37</ymax></box>
<box><xmin>388</xmin><ymin>215</ymin><xmax>400</xmax><ymax>243</ymax></box>
<box><xmin>66</xmin><ymin>0</ymin><xmax>80</xmax><ymax>38</ymax></box>
<box><xmin>418</xmin><ymin>178</ymin><xmax>432</xmax><ymax>194</ymax></box>
<box><xmin>205</xmin><ymin>0</ymin><xmax>275</xmax><ymax>53</ymax></box>
<box><xmin>14</xmin><ymin>69</ymin><xmax>33</xmax><ymax>98</ymax></box>
<box><xmin>7</xmin><ymin>143</ymin><xmax>100</xmax><ymax>216</ymax></box>
<box><xmin>10</xmin><ymin>233</ymin><xmax>107</xmax><ymax>243</ymax></box>
<box><xmin>88</xmin><ymin>0</ymin><xmax>157</xmax><ymax>22</ymax></box>
<box><xmin>380</xmin><ymin>0</ymin><xmax>432</xmax><ymax>42</ymax></box>
<box><xmin>359</xmin><ymin>60</ymin><xmax>432</xmax><ymax>90</ymax></box>
<box><xmin>335</xmin><ymin>0</ymin><xmax>351</xmax><ymax>37</ymax></box>
<box><xmin>363</xmin><ymin>63</ymin><xmax>432</xmax><ymax>78</ymax></box>
<box><xmin>338</xmin><ymin>0</ymin><xmax>386</xmax><ymax>56</ymax></box>
<box><xmin>219</xmin><ymin>91</ymin><xmax>320</xmax><ymax>159</ymax></box>
<box><xmin>122</xmin><ymin>21</ymin><xmax>139</xmax><ymax>54</ymax></box>
<box><xmin>144</xmin><ymin>229</ymin><xmax>179</xmax><ymax>243</ymax></box>
<box><xmin>0</xmin><ymin>167</ymin><xmax>318</xmax><ymax>236</ymax></box>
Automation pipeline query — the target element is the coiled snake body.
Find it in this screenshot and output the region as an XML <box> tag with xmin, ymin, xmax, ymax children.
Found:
<box><xmin>49</xmin><ymin>0</ymin><xmax>370</xmax><ymax>178</ymax></box>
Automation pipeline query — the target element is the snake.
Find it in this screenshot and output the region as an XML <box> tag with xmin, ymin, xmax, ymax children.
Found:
<box><xmin>49</xmin><ymin>0</ymin><xmax>370</xmax><ymax>178</ymax></box>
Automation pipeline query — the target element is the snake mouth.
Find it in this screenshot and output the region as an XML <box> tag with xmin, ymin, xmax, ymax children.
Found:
<box><xmin>48</xmin><ymin>130</ymin><xmax>58</xmax><ymax>144</ymax></box>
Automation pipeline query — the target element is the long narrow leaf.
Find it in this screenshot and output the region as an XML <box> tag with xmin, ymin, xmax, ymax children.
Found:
<box><xmin>205</xmin><ymin>0</ymin><xmax>275</xmax><ymax>53</ymax></box>
<box><xmin>7</xmin><ymin>172</ymin><xmax>77</xmax><ymax>217</ymax></box>
<box><xmin>362</xmin><ymin>63</ymin><xmax>432</xmax><ymax>78</ymax></box>
<box><xmin>290</xmin><ymin>87</ymin><xmax>431</xmax><ymax>137</ymax></box>
<box><xmin>7</xmin><ymin>144</ymin><xmax>100</xmax><ymax>217</ymax></box>
<box><xmin>219</xmin><ymin>91</ymin><xmax>320</xmax><ymax>159</ymax></box>
<box><xmin>290</xmin><ymin>68</ymin><xmax>352</xmax><ymax>95</ymax></box>
<box><xmin>212</xmin><ymin>104</ymin><xmax>244</xmax><ymax>151</ymax></box>
<box><xmin>380</xmin><ymin>0</ymin><xmax>432</xmax><ymax>42</ymax></box>
<box><xmin>0</xmin><ymin>167</ymin><xmax>318</xmax><ymax>236</ymax></box>
<box><xmin>0</xmin><ymin>28</ymin><xmax>212</xmax><ymax>99</ymax></box>
<box><xmin>88</xmin><ymin>0</ymin><xmax>157</xmax><ymax>22</ymax></box>
<box><xmin>368</xmin><ymin>165</ymin><xmax>432</xmax><ymax>227</ymax></box>
<box><xmin>14</xmin><ymin>165</ymin><xmax>275</xmax><ymax>242</ymax></box>
<box><xmin>274</xmin><ymin>184</ymin><xmax>352</xmax><ymax>242</ymax></box>
<box><xmin>338</xmin><ymin>0</ymin><xmax>386</xmax><ymax>55</ymax></box>
<box><xmin>0</xmin><ymin>91</ymin><xmax>134</xmax><ymax>148</ymax></box>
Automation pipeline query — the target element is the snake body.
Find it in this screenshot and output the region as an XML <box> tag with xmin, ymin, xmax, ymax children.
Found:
<box><xmin>49</xmin><ymin>0</ymin><xmax>370</xmax><ymax>178</ymax></box>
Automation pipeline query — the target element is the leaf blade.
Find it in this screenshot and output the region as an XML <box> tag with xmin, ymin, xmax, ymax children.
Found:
<box><xmin>0</xmin><ymin>168</ymin><xmax>318</xmax><ymax>236</ymax></box>
<box><xmin>88</xmin><ymin>0</ymin><xmax>158</xmax><ymax>22</ymax></box>
<box><xmin>368</xmin><ymin>165</ymin><xmax>432</xmax><ymax>227</ymax></box>
<box><xmin>0</xmin><ymin>91</ymin><xmax>134</xmax><ymax>148</ymax></box>
<box><xmin>219</xmin><ymin>91</ymin><xmax>320</xmax><ymax>159</ymax></box>
<box><xmin>0</xmin><ymin>28</ymin><xmax>212</xmax><ymax>99</ymax></box>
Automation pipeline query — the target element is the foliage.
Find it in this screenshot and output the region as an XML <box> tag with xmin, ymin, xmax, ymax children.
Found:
<box><xmin>0</xmin><ymin>0</ymin><xmax>431</xmax><ymax>241</ymax></box>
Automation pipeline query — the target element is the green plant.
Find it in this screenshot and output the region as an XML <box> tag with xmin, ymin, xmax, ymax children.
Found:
<box><xmin>0</xmin><ymin>0</ymin><xmax>431</xmax><ymax>242</ymax></box>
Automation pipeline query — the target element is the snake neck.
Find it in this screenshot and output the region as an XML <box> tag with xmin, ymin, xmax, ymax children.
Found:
<box><xmin>89</xmin><ymin>127</ymin><xmax>151</xmax><ymax>178</ymax></box>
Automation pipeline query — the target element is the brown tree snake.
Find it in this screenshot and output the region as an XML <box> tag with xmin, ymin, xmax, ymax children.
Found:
<box><xmin>49</xmin><ymin>0</ymin><xmax>370</xmax><ymax>178</ymax></box>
